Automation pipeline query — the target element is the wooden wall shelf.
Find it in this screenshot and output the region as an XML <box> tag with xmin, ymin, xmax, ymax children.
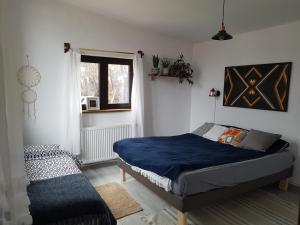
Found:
<box><xmin>148</xmin><ymin>74</ymin><xmax>177</xmax><ymax>81</ymax></box>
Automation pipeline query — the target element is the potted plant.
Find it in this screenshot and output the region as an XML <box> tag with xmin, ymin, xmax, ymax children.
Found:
<box><xmin>169</xmin><ymin>53</ymin><xmax>194</xmax><ymax>84</ymax></box>
<box><xmin>161</xmin><ymin>58</ymin><xmax>171</xmax><ymax>76</ymax></box>
<box><xmin>151</xmin><ymin>55</ymin><xmax>160</xmax><ymax>75</ymax></box>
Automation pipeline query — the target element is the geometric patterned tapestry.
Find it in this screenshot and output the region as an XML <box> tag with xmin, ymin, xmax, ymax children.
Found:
<box><xmin>223</xmin><ymin>62</ymin><xmax>292</xmax><ymax>112</ymax></box>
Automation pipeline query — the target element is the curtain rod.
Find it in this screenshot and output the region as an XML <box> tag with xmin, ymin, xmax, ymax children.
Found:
<box><xmin>64</xmin><ymin>43</ymin><xmax>144</xmax><ymax>58</ymax></box>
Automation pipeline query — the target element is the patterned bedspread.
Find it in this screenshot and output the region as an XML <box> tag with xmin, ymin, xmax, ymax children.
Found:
<box><xmin>24</xmin><ymin>148</ymin><xmax>81</xmax><ymax>181</ymax></box>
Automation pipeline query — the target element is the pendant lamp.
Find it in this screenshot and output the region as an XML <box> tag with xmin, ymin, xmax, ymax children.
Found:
<box><xmin>212</xmin><ymin>0</ymin><xmax>233</xmax><ymax>40</ymax></box>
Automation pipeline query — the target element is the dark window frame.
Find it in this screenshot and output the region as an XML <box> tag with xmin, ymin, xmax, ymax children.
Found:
<box><xmin>81</xmin><ymin>55</ymin><xmax>133</xmax><ymax>110</ymax></box>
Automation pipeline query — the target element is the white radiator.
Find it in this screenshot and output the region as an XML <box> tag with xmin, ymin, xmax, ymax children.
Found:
<box><xmin>81</xmin><ymin>124</ymin><xmax>132</xmax><ymax>164</ymax></box>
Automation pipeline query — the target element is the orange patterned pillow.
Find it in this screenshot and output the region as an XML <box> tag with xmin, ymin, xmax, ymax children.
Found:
<box><xmin>218</xmin><ymin>128</ymin><xmax>248</xmax><ymax>146</ymax></box>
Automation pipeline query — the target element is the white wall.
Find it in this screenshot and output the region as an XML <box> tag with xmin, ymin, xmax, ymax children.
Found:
<box><xmin>190</xmin><ymin>21</ymin><xmax>300</xmax><ymax>185</ymax></box>
<box><xmin>18</xmin><ymin>0</ymin><xmax>193</xmax><ymax>146</ymax></box>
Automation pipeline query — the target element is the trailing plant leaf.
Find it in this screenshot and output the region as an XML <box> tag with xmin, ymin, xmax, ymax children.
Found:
<box><xmin>169</xmin><ymin>53</ymin><xmax>194</xmax><ymax>84</ymax></box>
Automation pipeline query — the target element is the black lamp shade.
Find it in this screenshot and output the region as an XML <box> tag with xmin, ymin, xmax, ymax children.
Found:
<box><xmin>212</xmin><ymin>30</ymin><xmax>232</xmax><ymax>40</ymax></box>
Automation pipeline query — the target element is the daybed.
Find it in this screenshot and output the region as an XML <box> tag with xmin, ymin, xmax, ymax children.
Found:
<box><xmin>25</xmin><ymin>145</ymin><xmax>117</xmax><ymax>225</ymax></box>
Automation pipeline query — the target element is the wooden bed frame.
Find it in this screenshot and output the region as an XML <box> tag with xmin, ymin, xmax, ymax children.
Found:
<box><xmin>117</xmin><ymin>158</ymin><xmax>293</xmax><ymax>225</ymax></box>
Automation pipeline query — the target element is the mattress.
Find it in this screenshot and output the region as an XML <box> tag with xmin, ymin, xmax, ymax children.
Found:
<box><xmin>123</xmin><ymin>150</ymin><xmax>294</xmax><ymax>196</ymax></box>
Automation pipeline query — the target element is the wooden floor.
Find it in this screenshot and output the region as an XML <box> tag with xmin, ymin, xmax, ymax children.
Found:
<box><xmin>83</xmin><ymin>163</ymin><xmax>300</xmax><ymax>225</ymax></box>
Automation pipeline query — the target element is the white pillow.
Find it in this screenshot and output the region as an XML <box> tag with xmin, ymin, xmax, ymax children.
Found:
<box><xmin>203</xmin><ymin>125</ymin><xmax>228</xmax><ymax>142</ymax></box>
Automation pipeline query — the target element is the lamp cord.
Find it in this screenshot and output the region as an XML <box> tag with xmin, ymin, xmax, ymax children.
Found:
<box><xmin>213</xmin><ymin>97</ymin><xmax>217</xmax><ymax>123</ymax></box>
<box><xmin>222</xmin><ymin>0</ymin><xmax>225</xmax><ymax>25</ymax></box>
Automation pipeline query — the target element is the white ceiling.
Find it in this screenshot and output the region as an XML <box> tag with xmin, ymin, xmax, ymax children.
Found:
<box><xmin>61</xmin><ymin>0</ymin><xmax>300</xmax><ymax>42</ymax></box>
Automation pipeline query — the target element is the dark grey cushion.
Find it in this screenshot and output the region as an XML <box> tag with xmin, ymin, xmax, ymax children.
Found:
<box><xmin>193</xmin><ymin>122</ymin><xmax>214</xmax><ymax>137</ymax></box>
<box><xmin>237</xmin><ymin>129</ymin><xmax>282</xmax><ymax>152</ymax></box>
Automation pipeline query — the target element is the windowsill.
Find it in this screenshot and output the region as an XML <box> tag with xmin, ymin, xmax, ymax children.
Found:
<box><xmin>82</xmin><ymin>109</ymin><xmax>131</xmax><ymax>114</ymax></box>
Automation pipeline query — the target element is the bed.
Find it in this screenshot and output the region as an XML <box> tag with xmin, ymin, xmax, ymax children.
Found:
<box><xmin>113</xmin><ymin>127</ymin><xmax>294</xmax><ymax>225</ymax></box>
<box><xmin>25</xmin><ymin>146</ymin><xmax>117</xmax><ymax>225</ymax></box>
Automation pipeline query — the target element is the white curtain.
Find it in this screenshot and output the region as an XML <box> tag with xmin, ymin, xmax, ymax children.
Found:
<box><xmin>0</xmin><ymin>66</ymin><xmax>32</xmax><ymax>225</ymax></box>
<box><xmin>0</xmin><ymin>0</ymin><xmax>32</xmax><ymax>224</ymax></box>
<box><xmin>131</xmin><ymin>54</ymin><xmax>145</xmax><ymax>137</ymax></box>
<box><xmin>65</xmin><ymin>49</ymin><xmax>82</xmax><ymax>155</ymax></box>
<box><xmin>0</xmin><ymin>159</ymin><xmax>9</xmax><ymax>225</ymax></box>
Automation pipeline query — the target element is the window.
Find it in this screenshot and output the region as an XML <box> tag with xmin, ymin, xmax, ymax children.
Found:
<box><xmin>81</xmin><ymin>55</ymin><xmax>133</xmax><ymax>110</ymax></box>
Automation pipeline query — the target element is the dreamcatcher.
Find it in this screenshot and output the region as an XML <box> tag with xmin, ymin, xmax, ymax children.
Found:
<box><xmin>17</xmin><ymin>55</ymin><xmax>41</xmax><ymax>119</ymax></box>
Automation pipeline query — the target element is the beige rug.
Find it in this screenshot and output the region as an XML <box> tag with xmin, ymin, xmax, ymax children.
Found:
<box><xmin>96</xmin><ymin>182</ymin><xmax>143</xmax><ymax>219</ymax></box>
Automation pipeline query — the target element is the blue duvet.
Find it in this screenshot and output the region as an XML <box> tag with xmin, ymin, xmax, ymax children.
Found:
<box><xmin>113</xmin><ymin>133</ymin><xmax>268</xmax><ymax>180</ymax></box>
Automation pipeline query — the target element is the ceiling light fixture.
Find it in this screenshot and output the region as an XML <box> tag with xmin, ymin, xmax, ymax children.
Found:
<box><xmin>212</xmin><ymin>0</ymin><xmax>233</xmax><ymax>41</ymax></box>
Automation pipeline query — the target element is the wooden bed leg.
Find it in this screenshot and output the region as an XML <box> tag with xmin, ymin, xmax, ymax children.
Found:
<box><xmin>120</xmin><ymin>168</ymin><xmax>126</xmax><ymax>183</ymax></box>
<box><xmin>177</xmin><ymin>211</ymin><xmax>187</xmax><ymax>225</ymax></box>
<box><xmin>279</xmin><ymin>179</ymin><xmax>289</xmax><ymax>191</ymax></box>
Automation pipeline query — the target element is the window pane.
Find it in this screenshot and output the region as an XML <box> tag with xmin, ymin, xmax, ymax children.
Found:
<box><xmin>80</xmin><ymin>62</ymin><xmax>99</xmax><ymax>97</ymax></box>
<box><xmin>108</xmin><ymin>64</ymin><xmax>129</xmax><ymax>104</ymax></box>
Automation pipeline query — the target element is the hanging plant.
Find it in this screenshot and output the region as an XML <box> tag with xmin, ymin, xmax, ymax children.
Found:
<box><xmin>169</xmin><ymin>53</ymin><xmax>193</xmax><ymax>84</ymax></box>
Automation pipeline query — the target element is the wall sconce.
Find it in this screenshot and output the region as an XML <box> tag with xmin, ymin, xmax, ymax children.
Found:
<box><xmin>209</xmin><ymin>88</ymin><xmax>220</xmax><ymax>97</ymax></box>
<box><xmin>208</xmin><ymin>88</ymin><xmax>221</xmax><ymax>123</ymax></box>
